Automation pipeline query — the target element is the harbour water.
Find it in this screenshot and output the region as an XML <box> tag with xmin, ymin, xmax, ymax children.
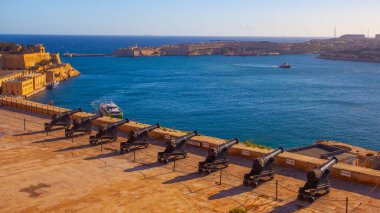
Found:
<box><xmin>1</xmin><ymin>35</ymin><xmax>380</xmax><ymax>150</ymax></box>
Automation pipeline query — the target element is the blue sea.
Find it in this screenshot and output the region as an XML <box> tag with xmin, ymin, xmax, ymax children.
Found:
<box><xmin>1</xmin><ymin>34</ymin><xmax>380</xmax><ymax>150</ymax></box>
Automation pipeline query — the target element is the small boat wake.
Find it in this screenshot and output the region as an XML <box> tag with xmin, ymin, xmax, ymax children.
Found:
<box><xmin>233</xmin><ymin>63</ymin><xmax>278</xmax><ymax>68</ymax></box>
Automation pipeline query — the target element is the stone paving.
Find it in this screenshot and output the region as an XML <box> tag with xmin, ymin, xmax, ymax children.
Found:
<box><xmin>0</xmin><ymin>107</ymin><xmax>380</xmax><ymax>212</ymax></box>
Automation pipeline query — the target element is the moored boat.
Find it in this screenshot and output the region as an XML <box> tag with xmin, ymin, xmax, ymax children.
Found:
<box><xmin>46</xmin><ymin>81</ymin><xmax>59</xmax><ymax>89</ymax></box>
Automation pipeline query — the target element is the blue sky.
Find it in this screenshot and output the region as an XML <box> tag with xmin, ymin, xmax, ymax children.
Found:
<box><xmin>1</xmin><ymin>0</ymin><xmax>379</xmax><ymax>37</ymax></box>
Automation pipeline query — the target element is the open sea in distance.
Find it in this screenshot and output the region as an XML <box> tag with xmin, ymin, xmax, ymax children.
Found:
<box><xmin>1</xmin><ymin>34</ymin><xmax>380</xmax><ymax>150</ymax></box>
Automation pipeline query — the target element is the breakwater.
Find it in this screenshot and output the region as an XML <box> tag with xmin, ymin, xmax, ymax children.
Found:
<box><xmin>1</xmin><ymin>96</ymin><xmax>380</xmax><ymax>186</ymax></box>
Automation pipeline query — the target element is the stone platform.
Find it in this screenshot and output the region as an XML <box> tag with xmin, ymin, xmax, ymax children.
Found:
<box><xmin>0</xmin><ymin>107</ymin><xmax>379</xmax><ymax>212</ymax></box>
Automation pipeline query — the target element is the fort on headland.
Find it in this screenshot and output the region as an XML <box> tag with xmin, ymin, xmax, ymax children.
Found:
<box><xmin>110</xmin><ymin>34</ymin><xmax>380</xmax><ymax>63</ymax></box>
<box><xmin>0</xmin><ymin>43</ymin><xmax>80</xmax><ymax>97</ymax></box>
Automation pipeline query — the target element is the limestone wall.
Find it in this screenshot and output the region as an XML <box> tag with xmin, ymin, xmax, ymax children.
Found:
<box><xmin>1</xmin><ymin>96</ymin><xmax>379</xmax><ymax>186</ymax></box>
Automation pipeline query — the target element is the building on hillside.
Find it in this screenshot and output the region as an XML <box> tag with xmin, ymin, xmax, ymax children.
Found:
<box><xmin>0</xmin><ymin>71</ymin><xmax>23</xmax><ymax>89</ymax></box>
<box><xmin>339</xmin><ymin>34</ymin><xmax>366</xmax><ymax>40</ymax></box>
<box><xmin>2</xmin><ymin>77</ymin><xmax>34</xmax><ymax>96</ymax></box>
<box><xmin>23</xmin><ymin>73</ymin><xmax>46</xmax><ymax>90</ymax></box>
<box><xmin>2</xmin><ymin>53</ymin><xmax>52</xmax><ymax>70</ymax></box>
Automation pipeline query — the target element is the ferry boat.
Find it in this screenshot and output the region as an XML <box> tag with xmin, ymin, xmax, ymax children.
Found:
<box><xmin>46</xmin><ymin>81</ymin><xmax>59</xmax><ymax>89</ymax></box>
<box><xmin>98</xmin><ymin>101</ymin><xmax>123</xmax><ymax>119</ymax></box>
<box><xmin>279</xmin><ymin>62</ymin><xmax>291</xmax><ymax>68</ymax></box>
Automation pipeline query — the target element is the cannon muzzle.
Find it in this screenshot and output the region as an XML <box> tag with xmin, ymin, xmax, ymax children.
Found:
<box><xmin>309</xmin><ymin>157</ymin><xmax>338</xmax><ymax>180</ymax></box>
<box><xmin>219</xmin><ymin>138</ymin><xmax>239</xmax><ymax>150</ymax></box>
<box><xmin>261</xmin><ymin>147</ymin><xmax>284</xmax><ymax>164</ymax></box>
<box><xmin>134</xmin><ymin>123</ymin><xmax>160</xmax><ymax>137</ymax></box>
<box><xmin>176</xmin><ymin>131</ymin><xmax>199</xmax><ymax>143</ymax></box>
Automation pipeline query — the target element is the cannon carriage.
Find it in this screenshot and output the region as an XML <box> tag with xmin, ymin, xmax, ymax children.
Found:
<box><xmin>298</xmin><ymin>157</ymin><xmax>338</xmax><ymax>202</ymax></box>
<box><xmin>44</xmin><ymin>108</ymin><xmax>82</xmax><ymax>131</ymax></box>
<box><xmin>89</xmin><ymin>119</ymin><xmax>129</xmax><ymax>145</ymax></box>
<box><xmin>243</xmin><ymin>147</ymin><xmax>284</xmax><ymax>187</ymax></box>
<box><xmin>157</xmin><ymin>131</ymin><xmax>199</xmax><ymax>164</ymax></box>
<box><xmin>119</xmin><ymin>124</ymin><xmax>160</xmax><ymax>154</ymax></box>
<box><xmin>198</xmin><ymin>138</ymin><xmax>239</xmax><ymax>175</ymax></box>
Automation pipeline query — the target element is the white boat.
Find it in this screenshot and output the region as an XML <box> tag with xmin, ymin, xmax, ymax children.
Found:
<box><xmin>46</xmin><ymin>81</ymin><xmax>59</xmax><ymax>89</ymax></box>
<box><xmin>98</xmin><ymin>101</ymin><xmax>123</xmax><ymax>119</ymax></box>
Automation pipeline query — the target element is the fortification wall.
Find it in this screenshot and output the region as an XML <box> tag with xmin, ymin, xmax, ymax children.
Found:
<box><xmin>47</xmin><ymin>64</ymin><xmax>80</xmax><ymax>81</ymax></box>
<box><xmin>1</xmin><ymin>96</ymin><xmax>379</xmax><ymax>186</ymax></box>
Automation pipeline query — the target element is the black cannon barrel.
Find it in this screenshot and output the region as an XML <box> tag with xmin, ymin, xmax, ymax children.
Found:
<box><xmin>105</xmin><ymin>119</ymin><xmax>129</xmax><ymax>129</ymax></box>
<box><xmin>75</xmin><ymin>114</ymin><xmax>102</xmax><ymax>125</ymax></box>
<box><xmin>134</xmin><ymin>124</ymin><xmax>160</xmax><ymax>136</ymax></box>
<box><xmin>54</xmin><ymin>108</ymin><xmax>82</xmax><ymax>119</ymax></box>
<box><xmin>318</xmin><ymin>157</ymin><xmax>338</xmax><ymax>173</ymax></box>
<box><xmin>176</xmin><ymin>131</ymin><xmax>199</xmax><ymax>143</ymax></box>
<box><xmin>261</xmin><ymin>147</ymin><xmax>284</xmax><ymax>163</ymax></box>
<box><xmin>219</xmin><ymin>138</ymin><xmax>239</xmax><ymax>150</ymax></box>
<box><xmin>83</xmin><ymin>114</ymin><xmax>103</xmax><ymax>122</ymax></box>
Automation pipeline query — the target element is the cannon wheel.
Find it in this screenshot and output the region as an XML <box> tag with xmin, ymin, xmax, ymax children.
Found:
<box><xmin>163</xmin><ymin>159</ymin><xmax>169</xmax><ymax>164</ymax></box>
<box><xmin>205</xmin><ymin>170</ymin><xmax>211</xmax><ymax>175</ymax></box>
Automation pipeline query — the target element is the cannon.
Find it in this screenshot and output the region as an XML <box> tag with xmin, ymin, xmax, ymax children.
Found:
<box><xmin>119</xmin><ymin>124</ymin><xmax>160</xmax><ymax>153</ymax></box>
<box><xmin>64</xmin><ymin>114</ymin><xmax>103</xmax><ymax>137</ymax></box>
<box><xmin>157</xmin><ymin>131</ymin><xmax>199</xmax><ymax>163</ymax></box>
<box><xmin>198</xmin><ymin>138</ymin><xmax>239</xmax><ymax>175</ymax></box>
<box><xmin>89</xmin><ymin>119</ymin><xmax>129</xmax><ymax>145</ymax></box>
<box><xmin>44</xmin><ymin>108</ymin><xmax>82</xmax><ymax>131</ymax></box>
<box><xmin>298</xmin><ymin>157</ymin><xmax>338</xmax><ymax>202</ymax></box>
<box><xmin>243</xmin><ymin>147</ymin><xmax>284</xmax><ymax>187</ymax></box>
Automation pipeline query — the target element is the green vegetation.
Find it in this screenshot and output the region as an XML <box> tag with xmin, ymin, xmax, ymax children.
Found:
<box><xmin>228</xmin><ymin>207</ymin><xmax>248</xmax><ymax>213</ymax></box>
<box><xmin>241</xmin><ymin>139</ymin><xmax>271</xmax><ymax>150</ymax></box>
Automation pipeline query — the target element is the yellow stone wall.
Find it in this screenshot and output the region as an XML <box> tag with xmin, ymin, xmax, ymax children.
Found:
<box><xmin>2</xmin><ymin>78</ymin><xmax>34</xmax><ymax>96</ymax></box>
<box><xmin>2</xmin><ymin>53</ymin><xmax>52</xmax><ymax>70</ymax></box>
<box><xmin>23</xmin><ymin>53</ymin><xmax>51</xmax><ymax>68</ymax></box>
<box><xmin>0</xmin><ymin>72</ymin><xmax>23</xmax><ymax>87</ymax></box>
<box><xmin>28</xmin><ymin>73</ymin><xmax>46</xmax><ymax>90</ymax></box>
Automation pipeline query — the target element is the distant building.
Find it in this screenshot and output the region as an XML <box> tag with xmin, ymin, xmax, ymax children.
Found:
<box><xmin>2</xmin><ymin>77</ymin><xmax>34</xmax><ymax>96</ymax></box>
<box><xmin>23</xmin><ymin>73</ymin><xmax>46</xmax><ymax>90</ymax></box>
<box><xmin>339</xmin><ymin>34</ymin><xmax>366</xmax><ymax>40</ymax></box>
<box><xmin>0</xmin><ymin>71</ymin><xmax>23</xmax><ymax>89</ymax></box>
<box><xmin>376</xmin><ymin>34</ymin><xmax>380</xmax><ymax>40</ymax></box>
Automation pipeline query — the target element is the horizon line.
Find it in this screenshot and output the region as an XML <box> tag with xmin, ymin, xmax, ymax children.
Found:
<box><xmin>0</xmin><ymin>33</ymin><xmax>331</xmax><ymax>38</ymax></box>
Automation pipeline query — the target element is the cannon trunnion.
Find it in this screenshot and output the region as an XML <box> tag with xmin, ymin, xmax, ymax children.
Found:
<box><xmin>244</xmin><ymin>147</ymin><xmax>284</xmax><ymax>187</ymax></box>
<box><xmin>119</xmin><ymin>124</ymin><xmax>160</xmax><ymax>154</ymax></box>
<box><xmin>157</xmin><ymin>131</ymin><xmax>199</xmax><ymax>164</ymax></box>
<box><xmin>65</xmin><ymin>114</ymin><xmax>102</xmax><ymax>137</ymax></box>
<box><xmin>44</xmin><ymin>108</ymin><xmax>82</xmax><ymax>131</ymax></box>
<box><xmin>298</xmin><ymin>157</ymin><xmax>338</xmax><ymax>202</ymax></box>
<box><xmin>89</xmin><ymin>119</ymin><xmax>129</xmax><ymax>145</ymax></box>
<box><xmin>198</xmin><ymin>138</ymin><xmax>239</xmax><ymax>175</ymax></box>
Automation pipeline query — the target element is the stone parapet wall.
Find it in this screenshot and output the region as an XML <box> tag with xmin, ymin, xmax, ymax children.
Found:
<box><xmin>1</xmin><ymin>96</ymin><xmax>379</xmax><ymax>186</ymax></box>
